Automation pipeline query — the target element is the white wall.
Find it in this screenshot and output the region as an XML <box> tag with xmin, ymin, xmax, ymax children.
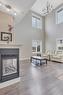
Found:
<box><xmin>15</xmin><ymin>11</ymin><xmax>45</xmax><ymax>60</ymax></box>
<box><xmin>45</xmin><ymin>5</ymin><xmax>63</xmax><ymax>51</ymax></box>
<box><xmin>15</xmin><ymin>11</ymin><xmax>32</xmax><ymax>60</ymax></box>
<box><xmin>0</xmin><ymin>11</ymin><xmax>14</xmax><ymax>44</ymax></box>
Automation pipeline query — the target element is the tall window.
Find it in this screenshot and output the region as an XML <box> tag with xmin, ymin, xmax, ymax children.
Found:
<box><xmin>56</xmin><ymin>8</ymin><xmax>63</xmax><ymax>24</ymax></box>
<box><xmin>32</xmin><ymin>40</ymin><xmax>42</xmax><ymax>53</ymax></box>
<box><xmin>32</xmin><ymin>16</ymin><xmax>42</xmax><ymax>29</ymax></box>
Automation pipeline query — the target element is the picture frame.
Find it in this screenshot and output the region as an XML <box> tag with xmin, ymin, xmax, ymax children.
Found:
<box><xmin>1</xmin><ymin>32</ymin><xmax>12</xmax><ymax>41</ymax></box>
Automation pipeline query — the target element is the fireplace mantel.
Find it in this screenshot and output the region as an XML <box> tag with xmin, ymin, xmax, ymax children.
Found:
<box><xmin>0</xmin><ymin>43</ymin><xmax>23</xmax><ymax>48</ymax></box>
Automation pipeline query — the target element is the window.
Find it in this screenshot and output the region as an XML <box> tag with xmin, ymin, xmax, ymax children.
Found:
<box><xmin>32</xmin><ymin>40</ymin><xmax>42</xmax><ymax>53</ymax></box>
<box><xmin>32</xmin><ymin>16</ymin><xmax>36</xmax><ymax>27</ymax></box>
<box><xmin>56</xmin><ymin>38</ymin><xmax>63</xmax><ymax>51</ymax></box>
<box><xmin>32</xmin><ymin>40</ymin><xmax>37</xmax><ymax>52</ymax></box>
<box><xmin>56</xmin><ymin>7</ymin><xmax>63</xmax><ymax>24</ymax></box>
<box><xmin>32</xmin><ymin>16</ymin><xmax>42</xmax><ymax>29</ymax></box>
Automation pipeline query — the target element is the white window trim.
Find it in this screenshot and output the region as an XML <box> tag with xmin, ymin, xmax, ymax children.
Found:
<box><xmin>56</xmin><ymin>6</ymin><xmax>63</xmax><ymax>24</ymax></box>
<box><xmin>56</xmin><ymin>38</ymin><xmax>63</xmax><ymax>51</ymax></box>
<box><xmin>32</xmin><ymin>40</ymin><xmax>42</xmax><ymax>54</ymax></box>
<box><xmin>32</xmin><ymin>13</ymin><xmax>42</xmax><ymax>29</ymax></box>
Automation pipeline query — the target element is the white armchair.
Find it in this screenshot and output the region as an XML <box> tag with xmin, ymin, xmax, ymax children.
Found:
<box><xmin>42</xmin><ymin>50</ymin><xmax>50</xmax><ymax>60</ymax></box>
<box><xmin>50</xmin><ymin>51</ymin><xmax>63</xmax><ymax>63</ymax></box>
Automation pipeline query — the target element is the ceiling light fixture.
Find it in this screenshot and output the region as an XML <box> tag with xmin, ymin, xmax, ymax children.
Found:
<box><xmin>42</xmin><ymin>1</ymin><xmax>53</xmax><ymax>15</ymax></box>
<box><xmin>5</xmin><ymin>4</ymin><xmax>12</xmax><ymax>9</ymax></box>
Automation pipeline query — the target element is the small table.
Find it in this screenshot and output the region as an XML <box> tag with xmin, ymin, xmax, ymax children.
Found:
<box><xmin>31</xmin><ymin>56</ymin><xmax>47</xmax><ymax>66</ymax></box>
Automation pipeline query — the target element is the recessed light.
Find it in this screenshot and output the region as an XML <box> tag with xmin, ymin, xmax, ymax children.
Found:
<box><xmin>0</xmin><ymin>3</ymin><xmax>2</xmax><ymax>6</ymax></box>
<box><xmin>14</xmin><ymin>12</ymin><xmax>17</xmax><ymax>16</ymax></box>
<box><xmin>6</xmin><ymin>8</ymin><xmax>10</xmax><ymax>12</ymax></box>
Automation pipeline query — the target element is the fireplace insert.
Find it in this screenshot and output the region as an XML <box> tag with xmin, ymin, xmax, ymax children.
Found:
<box><xmin>0</xmin><ymin>48</ymin><xmax>19</xmax><ymax>82</ymax></box>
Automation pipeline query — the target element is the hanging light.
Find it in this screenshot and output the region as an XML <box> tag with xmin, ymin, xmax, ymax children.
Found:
<box><xmin>42</xmin><ymin>1</ymin><xmax>53</xmax><ymax>15</ymax></box>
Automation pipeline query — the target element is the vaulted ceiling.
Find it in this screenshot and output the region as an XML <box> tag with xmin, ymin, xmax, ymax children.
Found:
<box><xmin>1</xmin><ymin>0</ymin><xmax>36</xmax><ymax>12</ymax></box>
<box><xmin>0</xmin><ymin>0</ymin><xmax>63</xmax><ymax>24</ymax></box>
<box><xmin>0</xmin><ymin>0</ymin><xmax>36</xmax><ymax>24</ymax></box>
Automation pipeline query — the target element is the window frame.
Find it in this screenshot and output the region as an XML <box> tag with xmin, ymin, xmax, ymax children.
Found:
<box><xmin>32</xmin><ymin>14</ymin><xmax>42</xmax><ymax>29</ymax></box>
<box><xmin>32</xmin><ymin>40</ymin><xmax>42</xmax><ymax>54</ymax></box>
<box><xmin>56</xmin><ymin>6</ymin><xmax>63</xmax><ymax>24</ymax></box>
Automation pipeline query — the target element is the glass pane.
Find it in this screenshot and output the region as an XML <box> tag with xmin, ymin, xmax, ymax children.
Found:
<box><xmin>37</xmin><ymin>45</ymin><xmax>40</xmax><ymax>52</ymax></box>
<box><xmin>32</xmin><ymin>40</ymin><xmax>42</xmax><ymax>53</ymax></box>
<box><xmin>32</xmin><ymin>15</ymin><xmax>42</xmax><ymax>29</ymax></box>
<box><xmin>37</xmin><ymin>19</ymin><xmax>41</xmax><ymax>29</ymax></box>
<box><xmin>3</xmin><ymin>58</ymin><xmax>17</xmax><ymax>76</ymax></box>
<box><xmin>32</xmin><ymin>17</ymin><xmax>36</xmax><ymax>27</ymax></box>
<box><xmin>32</xmin><ymin>47</ymin><xmax>36</xmax><ymax>52</ymax></box>
<box><xmin>57</xmin><ymin>10</ymin><xmax>63</xmax><ymax>24</ymax></box>
<box><xmin>32</xmin><ymin>40</ymin><xmax>37</xmax><ymax>52</ymax></box>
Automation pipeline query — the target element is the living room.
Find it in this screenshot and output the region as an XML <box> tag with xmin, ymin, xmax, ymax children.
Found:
<box><xmin>0</xmin><ymin>0</ymin><xmax>63</xmax><ymax>95</ymax></box>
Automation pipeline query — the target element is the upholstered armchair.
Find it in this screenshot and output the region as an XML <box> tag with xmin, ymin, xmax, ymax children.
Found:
<box><xmin>50</xmin><ymin>51</ymin><xmax>63</xmax><ymax>63</ymax></box>
<box><xmin>42</xmin><ymin>50</ymin><xmax>50</xmax><ymax>60</ymax></box>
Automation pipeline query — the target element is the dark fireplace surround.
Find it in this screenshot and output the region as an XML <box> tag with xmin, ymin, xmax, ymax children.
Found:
<box><xmin>0</xmin><ymin>48</ymin><xmax>19</xmax><ymax>82</ymax></box>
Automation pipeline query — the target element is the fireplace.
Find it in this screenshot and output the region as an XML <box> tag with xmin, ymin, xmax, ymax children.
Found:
<box><xmin>0</xmin><ymin>48</ymin><xmax>19</xmax><ymax>82</ymax></box>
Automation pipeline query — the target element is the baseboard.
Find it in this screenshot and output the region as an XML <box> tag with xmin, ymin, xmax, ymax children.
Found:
<box><xmin>19</xmin><ymin>58</ymin><xmax>30</xmax><ymax>64</ymax></box>
<box><xmin>20</xmin><ymin>58</ymin><xmax>30</xmax><ymax>61</ymax></box>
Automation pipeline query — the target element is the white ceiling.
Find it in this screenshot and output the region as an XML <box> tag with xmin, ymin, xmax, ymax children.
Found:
<box><xmin>0</xmin><ymin>0</ymin><xmax>36</xmax><ymax>12</ymax></box>
<box><xmin>0</xmin><ymin>0</ymin><xmax>63</xmax><ymax>24</ymax></box>
<box><xmin>0</xmin><ymin>0</ymin><xmax>36</xmax><ymax>24</ymax></box>
<box><xmin>32</xmin><ymin>0</ymin><xmax>63</xmax><ymax>16</ymax></box>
